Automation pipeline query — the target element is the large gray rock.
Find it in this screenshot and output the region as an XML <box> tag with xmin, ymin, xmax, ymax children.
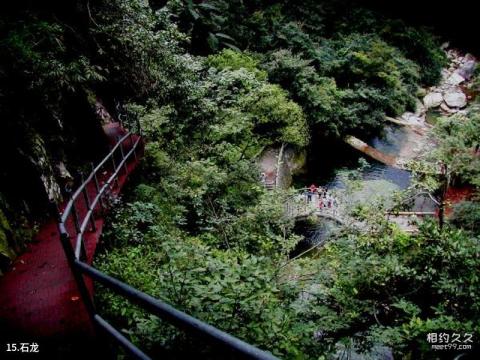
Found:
<box><xmin>401</xmin><ymin>112</ymin><xmax>424</xmax><ymax>125</ymax></box>
<box><xmin>457</xmin><ymin>59</ymin><xmax>476</xmax><ymax>80</ymax></box>
<box><xmin>446</xmin><ymin>72</ymin><xmax>465</xmax><ymax>85</ymax></box>
<box><xmin>415</xmin><ymin>98</ymin><xmax>426</xmax><ymax>116</ymax></box>
<box><xmin>443</xmin><ymin>91</ymin><xmax>467</xmax><ymax>108</ymax></box>
<box><xmin>440</xmin><ymin>102</ymin><xmax>458</xmax><ymax>114</ymax></box>
<box><xmin>441</xmin><ymin>69</ymin><xmax>450</xmax><ymax>81</ymax></box>
<box><xmin>423</xmin><ymin>92</ymin><xmax>444</xmax><ymax>108</ymax></box>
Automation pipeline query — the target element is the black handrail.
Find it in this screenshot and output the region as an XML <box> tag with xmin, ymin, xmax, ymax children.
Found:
<box><xmin>56</xmin><ymin>123</ymin><xmax>278</xmax><ymax>360</ymax></box>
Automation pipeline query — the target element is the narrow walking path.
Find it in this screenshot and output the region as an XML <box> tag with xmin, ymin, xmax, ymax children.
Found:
<box><xmin>0</xmin><ymin>122</ymin><xmax>141</xmax><ymax>340</ymax></box>
<box><xmin>259</xmin><ymin>147</ymin><xmax>280</xmax><ymax>190</ymax></box>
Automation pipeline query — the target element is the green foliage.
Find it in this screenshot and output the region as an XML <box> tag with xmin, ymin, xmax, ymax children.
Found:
<box><xmin>471</xmin><ymin>64</ymin><xmax>480</xmax><ymax>101</ymax></box>
<box><xmin>206</xmin><ymin>49</ymin><xmax>267</xmax><ymax>80</ymax></box>
<box><xmin>264</xmin><ymin>50</ymin><xmax>344</xmax><ymax>135</ymax></box>
<box><xmin>241</xmin><ymin>84</ymin><xmax>308</xmax><ymax>147</ymax></box>
<box><xmin>263</xmin><ymin>36</ymin><xmax>420</xmax><ymax>137</ymax></box>
<box><xmin>5</xmin><ymin>0</ymin><xmax>468</xmax><ymax>358</ymax></box>
<box><xmin>332</xmin><ymin>7</ymin><xmax>447</xmax><ymax>85</ymax></box>
<box><xmin>97</xmin><ymin>234</ymin><xmax>317</xmax><ymax>357</ymax></box>
<box><xmin>96</xmin><ymin>185</ymin><xmax>309</xmax><ymax>357</ymax></box>
<box><xmin>451</xmin><ymin>201</ymin><xmax>480</xmax><ymax>233</ymax></box>
<box><xmin>432</xmin><ymin>111</ymin><xmax>480</xmax><ymax>187</ymax></box>
<box><xmin>294</xmin><ymin>220</ymin><xmax>480</xmax><ymax>358</ymax></box>
<box><xmin>203</xmin><ymin>64</ymin><xmax>309</xmax><ymax>147</ymax></box>
<box><xmin>168</xmin><ymin>0</ymin><xmax>444</xmax><ymax>138</ymax></box>
<box><xmin>91</xmin><ymin>0</ymin><xmax>192</xmax><ymax>100</ymax></box>
<box><xmin>167</xmin><ymin>0</ymin><xmax>239</xmax><ymax>53</ymax></box>
<box><xmin>380</xmin><ymin>23</ymin><xmax>447</xmax><ymax>85</ymax></box>
<box><xmin>320</xmin><ymin>34</ymin><xmax>420</xmax><ymax>131</ymax></box>
<box><xmin>3</xmin><ymin>20</ymin><xmax>104</xmax><ymax>94</ymax></box>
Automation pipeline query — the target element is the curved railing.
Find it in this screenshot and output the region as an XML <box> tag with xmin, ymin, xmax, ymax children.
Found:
<box><xmin>56</xmin><ymin>123</ymin><xmax>277</xmax><ymax>360</ymax></box>
<box><xmin>59</xmin><ymin>131</ymin><xmax>141</xmax><ymax>260</ymax></box>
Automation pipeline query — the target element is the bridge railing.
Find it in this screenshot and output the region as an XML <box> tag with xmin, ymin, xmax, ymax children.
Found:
<box><xmin>56</xmin><ymin>123</ymin><xmax>277</xmax><ymax>360</ymax></box>
<box><xmin>285</xmin><ymin>187</ymin><xmax>340</xmax><ymax>220</ymax></box>
<box><xmin>285</xmin><ymin>188</ymin><xmax>310</xmax><ymax>218</ymax></box>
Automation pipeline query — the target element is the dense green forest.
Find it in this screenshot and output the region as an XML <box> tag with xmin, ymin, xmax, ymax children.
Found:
<box><xmin>1</xmin><ymin>0</ymin><xmax>479</xmax><ymax>359</ymax></box>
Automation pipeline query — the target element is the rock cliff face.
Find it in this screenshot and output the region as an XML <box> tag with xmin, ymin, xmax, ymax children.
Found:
<box><xmin>0</xmin><ymin>2</ymin><xmax>142</xmax><ymax>267</ymax></box>
<box><xmin>258</xmin><ymin>145</ymin><xmax>306</xmax><ymax>190</ymax></box>
<box><xmin>0</xmin><ymin>93</ymin><xmax>115</xmax><ymax>268</ymax></box>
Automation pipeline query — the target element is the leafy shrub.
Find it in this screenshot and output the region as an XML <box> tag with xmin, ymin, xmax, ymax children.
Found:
<box><xmin>451</xmin><ymin>201</ymin><xmax>480</xmax><ymax>233</ymax></box>
<box><xmin>432</xmin><ymin>112</ymin><xmax>480</xmax><ymax>187</ymax></box>
<box><xmin>379</xmin><ymin>21</ymin><xmax>447</xmax><ymax>85</ymax></box>
<box><xmin>206</xmin><ymin>49</ymin><xmax>267</xmax><ymax>80</ymax></box>
<box><xmin>96</xmin><ymin>231</ymin><xmax>315</xmax><ymax>358</ymax></box>
<box><xmin>322</xmin><ymin>6</ymin><xmax>447</xmax><ymax>85</ymax></box>
<box><xmin>264</xmin><ymin>36</ymin><xmax>420</xmax><ymax>137</ymax></box>
<box><xmin>295</xmin><ymin>221</ymin><xmax>480</xmax><ymax>358</ymax></box>
<box><xmin>264</xmin><ymin>49</ymin><xmax>343</xmax><ymax>134</ymax></box>
<box><xmin>205</xmin><ymin>65</ymin><xmax>308</xmax><ymax>147</ymax></box>
<box><xmin>242</xmin><ymin>84</ymin><xmax>308</xmax><ymax>147</ymax></box>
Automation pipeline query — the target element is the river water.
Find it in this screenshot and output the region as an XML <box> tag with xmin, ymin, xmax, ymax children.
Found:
<box><xmin>296</xmin><ymin>125</ymin><xmax>412</xmax><ymax>196</ymax></box>
<box><xmin>292</xmin><ymin>124</ymin><xmax>434</xmax><ymax>252</ymax></box>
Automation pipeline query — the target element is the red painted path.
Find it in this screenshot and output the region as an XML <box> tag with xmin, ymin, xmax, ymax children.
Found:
<box><xmin>444</xmin><ymin>185</ymin><xmax>475</xmax><ymax>217</ymax></box>
<box><xmin>0</xmin><ymin>123</ymin><xmax>142</xmax><ymax>344</ymax></box>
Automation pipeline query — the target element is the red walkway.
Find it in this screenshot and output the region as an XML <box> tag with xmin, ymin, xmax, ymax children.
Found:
<box><xmin>0</xmin><ymin>123</ymin><xmax>141</xmax><ymax>343</ymax></box>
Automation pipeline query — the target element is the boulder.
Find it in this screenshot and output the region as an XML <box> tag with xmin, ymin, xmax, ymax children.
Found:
<box><xmin>446</xmin><ymin>72</ymin><xmax>465</xmax><ymax>85</ymax></box>
<box><xmin>414</xmin><ymin>98</ymin><xmax>426</xmax><ymax>116</ymax></box>
<box><xmin>457</xmin><ymin>59</ymin><xmax>476</xmax><ymax>80</ymax></box>
<box><xmin>441</xmin><ymin>69</ymin><xmax>451</xmax><ymax>81</ymax></box>
<box><xmin>401</xmin><ymin>112</ymin><xmax>424</xmax><ymax>125</ymax></box>
<box><xmin>440</xmin><ymin>103</ymin><xmax>451</xmax><ymax>113</ymax></box>
<box><xmin>443</xmin><ymin>91</ymin><xmax>467</xmax><ymax>108</ymax></box>
<box><xmin>423</xmin><ymin>92</ymin><xmax>443</xmax><ymax>109</ymax></box>
<box><xmin>440</xmin><ymin>103</ymin><xmax>458</xmax><ymax>114</ymax></box>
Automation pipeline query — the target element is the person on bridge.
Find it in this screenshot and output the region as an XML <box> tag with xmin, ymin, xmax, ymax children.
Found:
<box><xmin>307</xmin><ymin>184</ymin><xmax>317</xmax><ymax>202</ymax></box>
<box><xmin>318</xmin><ymin>197</ymin><xmax>324</xmax><ymax>209</ymax></box>
<box><xmin>318</xmin><ymin>186</ymin><xmax>325</xmax><ymax>198</ymax></box>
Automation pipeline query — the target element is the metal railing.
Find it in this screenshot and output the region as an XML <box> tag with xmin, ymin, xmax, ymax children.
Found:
<box><xmin>56</xmin><ymin>123</ymin><xmax>278</xmax><ymax>360</ymax></box>
<box><xmin>285</xmin><ymin>188</ymin><xmax>344</xmax><ymax>224</ymax></box>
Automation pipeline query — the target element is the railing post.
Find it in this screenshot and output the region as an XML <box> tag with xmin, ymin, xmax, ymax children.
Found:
<box><xmin>71</xmin><ymin>200</ymin><xmax>81</xmax><ymax>234</ymax></box>
<box><xmin>118</xmin><ymin>136</ymin><xmax>128</xmax><ymax>174</ymax></box>
<box><xmin>80</xmin><ymin>173</ymin><xmax>96</xmax><ymax>232</ymax></box>
<box><xmin>111</xmin><ymin>156</ymin><xmax>119</xmax><ymax>188</ymax></box>
<box><xmin>91</xmin><ymin>162</ymin><xmax>105</xmax><ymax>214</ymax></box>
<box><xmin>82</xmin><ymin>187</ymin><xmax>97</xmax><ymax>232</ymax></box>
<box><xmin>58</xmin><ymin>230</ymin><xmax>117</xmax><ymax>355</ymax></box>
<box><xmin>129</xmin><ymin>133</ymin><xmax>137</xmax><ymax>161</ymax></box>
<box><xmin>79</xmin><ymin>234</ymin><xmax>88</xmax><ymax>262</ymax></box>
<box><xmin>59</xmin><ymin>231</ymin><xmax>117</xmax><ymax>358</ymax></box>
<box><xmin>59</xmin><ymin>232</ymin><xmax>96</xmax><ymax>317</ymax></box>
